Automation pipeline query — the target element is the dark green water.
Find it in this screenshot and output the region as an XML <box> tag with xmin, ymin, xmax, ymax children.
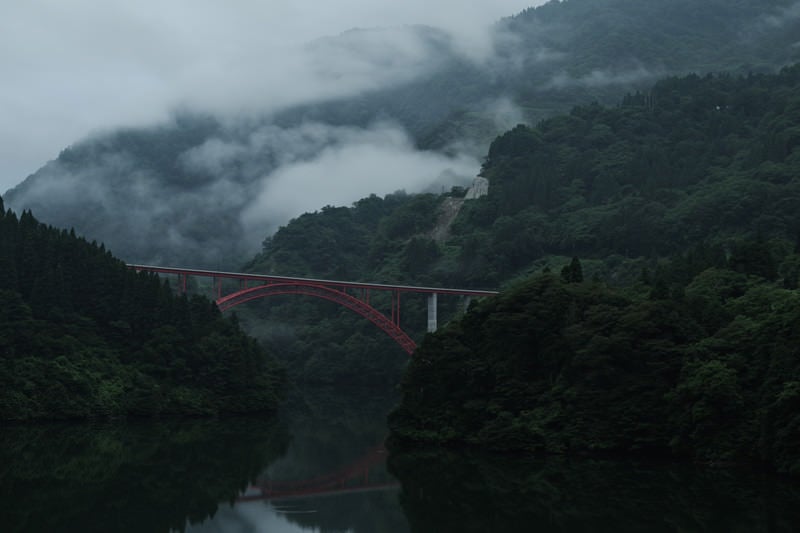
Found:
<box><xmin>2</xmin><ymin>387</ymin><xmax>799</xmax><ymax>532</ymax></box>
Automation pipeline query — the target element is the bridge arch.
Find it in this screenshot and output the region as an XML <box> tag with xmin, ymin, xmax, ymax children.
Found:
<box><xmin>239</xmin><ymin>445</ymin><xmax>393</xmax><ymax>501</ymax></box>
<box><xmin>216</xmin><ymin>282</ymin><xmax>417</xmax><ymax>355</ymax></box>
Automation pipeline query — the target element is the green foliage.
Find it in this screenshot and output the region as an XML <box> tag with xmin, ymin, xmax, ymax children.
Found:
<box><xmin>462</xmin><ymin>66</ymin><xmax>800</xmax><ymax>271</ymax></box>
<box><xmin>561</xmin><ymin>257</ymin><xmax>584</xmax><ymax>283</ymax></box>
<box><xmin>238</xmin><ymin>192</ymin><xmax>453</xmax><ymax>385</ymax></box>
<box><xmin>388</xmin><ymin>266</ymin><xmax>800</xmax><ymax>475</ymax></box>
<box><xmin>0</xmin><ymin>204</ymin><xmax>284</xmax><ymax>420</ymax></box>
<box><xmin>239</xmin><ymin>66</ymin><xmax>800</xmax><ymax>387</ymax></box>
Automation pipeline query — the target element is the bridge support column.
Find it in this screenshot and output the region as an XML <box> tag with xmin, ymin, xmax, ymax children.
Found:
<box><xmin>427</xmin><ymin>293</ymin><xmax>438</xmax><ymax>333</ymax></box>
<box><xmin>178</xmin><ymin>273</ymin><xmax>188</xmax><ymax>293</ymax></box>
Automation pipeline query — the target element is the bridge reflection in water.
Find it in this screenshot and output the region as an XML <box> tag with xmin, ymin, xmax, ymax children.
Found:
<box><xmin>128</xmin><ymin>264</ymin><xmax>498</xmax><ymax>354</ymax></box>
<box><xmin>239</xmin><ymin>445</ymin><xmax>397</xmax><ymax>502</ymax></box>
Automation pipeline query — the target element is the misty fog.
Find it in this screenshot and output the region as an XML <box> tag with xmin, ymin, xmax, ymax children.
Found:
<box><xmin>0</xmin><ymin>0</ymin><xmax>539</xmax><ymax>191</ymax></box>
<box><xmin>4</xmin><ymin>0</ymin><xmax>799</xmax><ymax>269</ymax></box>
<box><xmin>1</xmin><ymin>1</ymin><xmax>547</xmax><ymax>268</ymax></box>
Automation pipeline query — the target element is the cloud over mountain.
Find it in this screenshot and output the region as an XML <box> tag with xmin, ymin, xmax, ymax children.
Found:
<box><xmin>0</xmin><ymin>0</ymin><xmax>536</xmax><ymax>192</ymax></box>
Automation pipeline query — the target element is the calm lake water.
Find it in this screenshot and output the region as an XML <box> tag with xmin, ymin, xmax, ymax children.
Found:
<box><xmin>2</xmin><ymin>386</ymin><xmax>799</xmax><ymax>532</ymax></box>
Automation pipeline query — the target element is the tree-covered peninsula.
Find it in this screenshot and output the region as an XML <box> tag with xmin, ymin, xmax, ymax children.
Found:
<box><xmin>0</xmin><ymin>198</ymin><xmax>284</xmax><ymax>420</ymax></box>
<box><xmin>388</xmin><ymin>266</ymin><xmax>800</xmax><ymax>476</ymax></box>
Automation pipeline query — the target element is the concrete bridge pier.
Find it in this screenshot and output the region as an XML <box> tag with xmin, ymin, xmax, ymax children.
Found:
<box><xmin>427</xmin><ymin>293</ymin><xmax>438</xmax><ymax>332</ymax></box>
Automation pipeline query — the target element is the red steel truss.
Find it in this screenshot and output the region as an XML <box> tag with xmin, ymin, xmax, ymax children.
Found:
<box><xmin>216</xmin><ymin>282</ymin><xmax>418</xmax><ymax>354</ymax></box>
<box><xmin>128</xmin><ymin>264</ymin><xmax>498</xmax><ymax>355</ymax></box>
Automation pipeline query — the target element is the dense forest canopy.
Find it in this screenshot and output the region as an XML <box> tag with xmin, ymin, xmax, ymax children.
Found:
<box><xmin>459</xmin><ymin>64</ymin><xmax>800</xmax><ymax>284</ymax></box>
<box><xmin>237</xmin><ymin>65</ymin><xmax>800</xmax><ymax>386</ymax></box>
<box><xmin>388</xmin><ymin>266</ymin><xmax>800</xmax><ymax>476</ymax></box>
<box><xmin>0</xmin><ymin>197</ymin><xmax>284</xmax><ymax>420</ymax></box>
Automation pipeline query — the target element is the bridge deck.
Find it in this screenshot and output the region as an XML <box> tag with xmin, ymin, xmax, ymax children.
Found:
<box><xmin>127</xmin><ymin>264</ymin><xmax>499</xmax><ymax>297</ymax></box>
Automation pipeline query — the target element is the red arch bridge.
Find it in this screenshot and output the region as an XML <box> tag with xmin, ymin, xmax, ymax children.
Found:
<box><xmin>127</xmin><ymin>265</ymin><xmax>498</xmax><ymax>355</ymax></box>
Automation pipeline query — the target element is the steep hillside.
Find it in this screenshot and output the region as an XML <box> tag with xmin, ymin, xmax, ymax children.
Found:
<box><xmin>239</xmin><ymin>192</ymin><xmax>454</xmax><ymax>385</ymax></box>
<box><xmin>453</xmin><ymin>65</ymin><xmax>800</xmax><ymax>285</ymax></box>
<box><xmin>253</xmin><ymin>65</ymin><xmax>800</xmax><ymax>288</ymax></box>
<box><xmin>241</xmin><ymin>65</ymin><xmax>800</xmax><ymax>383</ymax></box>
<box><xmin>5</xmin><ymin>0</ymin><xmax>800</xmax><ymax>267</ymax></box>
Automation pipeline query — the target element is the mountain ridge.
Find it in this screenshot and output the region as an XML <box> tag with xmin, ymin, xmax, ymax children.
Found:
<box><xmin>6</xmin><ymin>0</ymin><xmax>799</xmax><ymax>267</ymax></box>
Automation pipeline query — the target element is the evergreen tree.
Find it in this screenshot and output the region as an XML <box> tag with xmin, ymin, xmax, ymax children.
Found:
<box><xmin>0</xmin><ymin>206</ymin><xmax>284</xmax><ymax>421</ymax></box>
<box><xmin>561</xmin><ymin>257</ymin><xmax>584</xmax><ymax>283</ymax></box>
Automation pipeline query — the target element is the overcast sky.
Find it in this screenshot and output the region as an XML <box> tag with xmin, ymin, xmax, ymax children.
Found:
<box><xmin>0</xmin><ymin>0</ymin><xmax>540</xmax><ymax>193</ymax></box>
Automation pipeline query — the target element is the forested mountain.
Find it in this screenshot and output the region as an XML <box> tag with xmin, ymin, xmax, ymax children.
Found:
<box><xmin>383</xmin><ymin>65</ymin><xmax>800</xmax><ymax>475</ymax></box>
<box><xmin>3</xmin><ymin>0</ymin><xmax>799</xmax><ymax>472</ymax></box>
<box><xmin>0</xmin><ymin>197</ymin><xmax>283</xmax><ymax>420</ymax></box>
<box><xmin>5</xmin><ymin>0</ymin><xmax>800</xmax><ymax>267</ymax></box>
<box><xmin>453</xmin><ymin>65</ymin><xmax>800</xmax><ymax>284</ymax></box>
<box><xmin>239</xmin><ymin>65</ymin><xmax>800</xmax><ymax>385</ymax></box>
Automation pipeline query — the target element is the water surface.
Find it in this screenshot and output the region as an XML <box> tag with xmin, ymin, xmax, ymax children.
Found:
<box><xmin>2</xmin><ymin>387</ymin><xmax>799</xmax><ymax>532</ymax></box>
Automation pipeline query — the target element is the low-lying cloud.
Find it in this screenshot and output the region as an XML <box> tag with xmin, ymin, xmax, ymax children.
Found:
<box><xmin>7</xmin><ymin>118</ymin><xmax>479</xmax><ymax>267</ymax></box>
<box><xmin>760</xmin><ymin>1</ymin><xmax>800</xmax><ymax>28</ymax></box>
<box><xmin>0</xmin><ymin>0</ymin><xmax>540</xmax><ymax>192</ymax></box>
<box><xmin>240</xmin><ymin>122</ymin><xmax>478</xmax><ymax>242</ymax></box>
<box><xmin>2</xmin><ymin>1</ymin><xmax>544</xmax><ymax>269</ymax></box>
<box><xmin>545</xmin><ymin>66</ymin><xmax>663</xmax><ymax>89</ymax></box>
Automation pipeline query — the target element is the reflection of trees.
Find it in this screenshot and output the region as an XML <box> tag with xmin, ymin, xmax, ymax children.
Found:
<box><xmin>264</xmin><ymin>386</ymin><xmax>408</xmax><ymax>533</ymax></box>
<box><xmin>0</xmin><ymin>418</ymin><xmax>289</xmax><ymax>532</ymax></box>
<box><xmin>388</xmin><ymin>449</ymin><xmax>800</xmax><ymax>533</ymax></box>
<box><xmin>266</xmin><ymin>386</ymin><xmax>398</xmax><ymax>480</ymax></box>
